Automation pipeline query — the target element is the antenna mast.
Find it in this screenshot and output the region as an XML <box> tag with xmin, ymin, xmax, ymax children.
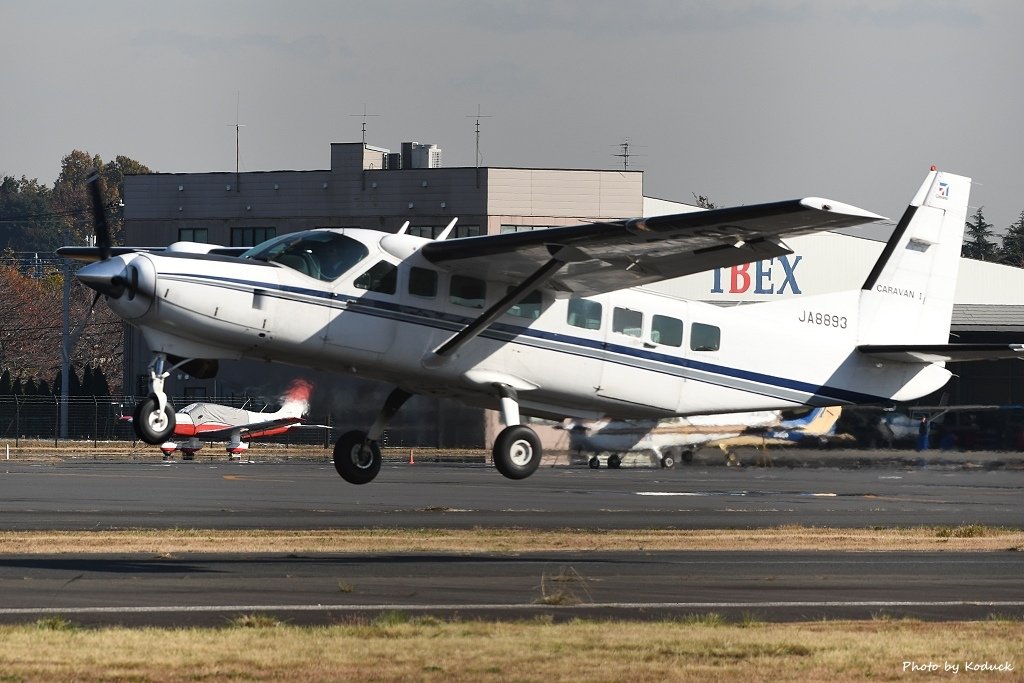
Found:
<box><xmin>612</xmin><ymin>138</ymin><xmax>645</xmax><ymax>171</ymax></box>
<box><xmin>226</xmin><ymin>92</ymin><xmax>246</xmax><ymax>191</ymax></box>
<box><xmin>614</xmin><ymin>139</ymin><xmax>630</xmax><ymax>171</ymax></box>
<box><xmin>465</xmin><ymin>105</ymin><xmax>494</xmax><ymax>187</ymax></box>
<box><xmin>349</xmin><ymin>104</ymin><xmax>380</xmax><ymax>147</ymax></box>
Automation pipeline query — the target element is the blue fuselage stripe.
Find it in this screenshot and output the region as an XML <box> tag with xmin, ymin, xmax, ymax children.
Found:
<box><xmin>163</xmin><ymin>272</ymin><xmax>884</xmax><ymax>405</ymax></box>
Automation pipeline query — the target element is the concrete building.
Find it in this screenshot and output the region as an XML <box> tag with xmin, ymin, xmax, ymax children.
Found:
<box><xmin>122</xmin><ymin>142</ymin><xmax>1024</xmax><ymax>450</ymax></box>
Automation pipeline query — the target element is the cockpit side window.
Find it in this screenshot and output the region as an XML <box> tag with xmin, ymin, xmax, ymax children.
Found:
<box><xmin>354</xmin><ymin>261</ymin><xmax>398</xmax><ymax>294</ymax></box>
<box><xmin>243</xmin><ymin>231</ymin><xmax>369</xmax><ymax>282</ymax></box>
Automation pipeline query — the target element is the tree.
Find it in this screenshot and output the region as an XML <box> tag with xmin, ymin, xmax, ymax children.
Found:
<box><xmin>0</xmin><ymin>261</ymin><xmax>123</xmax><ymax>394</ymax></box>
<box><xmin>961</xmin><ymin>207</ymin><xmax>998</xmax><ymax>261</ymax></box>
<box><xmin>692</xmin><ymin>193</ymin><xmax>718</xmax><ymax>210</ymax></box>
<box><xmin>1000</xmin><ymin>210</ymin><xmax>1024</xmax><ymax>268</ymax></box>
<box><xmin>0</xmin><ymin>175</ymin><xmax>61</xmax><ymax>252</ymax></box>
<box><xmin>50</xmin><ymin>150</ymin><xmax>152</xmax><ymax>247</ymax></box>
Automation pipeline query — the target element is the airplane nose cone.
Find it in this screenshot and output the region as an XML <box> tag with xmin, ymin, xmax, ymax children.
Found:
<box><xmin>77</xmin><ymin>254</ymin><xmax>156</xmax><ymax>319</ymax></box>
<box><xmin>77</xmin><ymin>257</ymin><xmax>129</xmax><ymax>298</ymax></box>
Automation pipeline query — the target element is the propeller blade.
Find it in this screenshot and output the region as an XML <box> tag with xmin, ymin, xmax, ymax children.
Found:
<box><xmin>67</xmin><ymin>291</ymin><xmax>102</xmax><ymax>353</ymax></box>
<box><xmin>86</xmin><ymin>172</ymin><xmax>111</xmax><ymax>261</ymax></box>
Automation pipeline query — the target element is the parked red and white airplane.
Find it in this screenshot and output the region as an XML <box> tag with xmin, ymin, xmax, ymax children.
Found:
<box><xmin>61</xmin><ymin>168</ymin><xmax>1023</xmax><ymax>484</ymax></box>
<box><xmin>121</xmin><ymin>379</ymin><xmax>318</xmax><ymax>459</ymax></box>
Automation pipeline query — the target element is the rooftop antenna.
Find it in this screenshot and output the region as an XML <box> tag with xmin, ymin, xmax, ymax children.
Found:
<box><xmin>226</xmin><ymin>92</ymin><xmax>246</xmax><ymax>191</ymax></box>
<box><xmin>612</xmin><ymin>138</ymin><xmax>645</xmax><ymax>171</ymax></box>
<box><xmin>349</xmin><ymin>104</ymin><xmax>380</xmax><ymax>147</ymax></box>
<box><xmin>465</xmin><ymin>104</ymin><xmax>494</xmax><ymax>187</ymax></box>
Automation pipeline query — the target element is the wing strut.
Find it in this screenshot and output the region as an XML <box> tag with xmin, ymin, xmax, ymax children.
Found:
<box><xmin>423</xmin><ymin>256</ymin><xmax>567</xmax><ymax>367</ymax></box>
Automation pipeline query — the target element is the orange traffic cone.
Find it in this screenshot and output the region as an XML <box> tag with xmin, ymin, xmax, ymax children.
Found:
<box><xmin>408</xmin><ymin>449</ymin><xmax>415</xmax><ymax>465</ymax></box>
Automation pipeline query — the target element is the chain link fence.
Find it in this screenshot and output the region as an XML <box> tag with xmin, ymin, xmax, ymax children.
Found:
<box><xmin>0</xmin><ymin>395</ymin><xmax>486</xmax><ymax>451</ymax></box>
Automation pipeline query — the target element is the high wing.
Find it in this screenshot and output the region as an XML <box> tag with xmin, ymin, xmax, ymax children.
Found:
<box><xmin>420</xmin><ymin>198</ymin><xmax>886</xmax><ymax>297</ymax></box>
<box><xmin>58</xmin><ymin>244</ymin><xmax>250</xmax><ymax>263</ymax></box>
<box><xmin>188</xmin><ymin>416</ymin><xmax>304</xmax><ymax>441</ymax></box>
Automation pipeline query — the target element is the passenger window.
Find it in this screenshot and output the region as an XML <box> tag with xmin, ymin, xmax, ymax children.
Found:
<box><xmin>354</xmin><ymin>261</ymin><xmax>397</xmax><ymax>294</ymax></box>
<box><xmin>612</xmin><ymin>308</ymin><xmax>643</xmax><ymax>337</ymax></box>
<box><xmin>651</xmin><ymin>315</ymin><xmax>683</xmax><ymax>347</ymax></box>
<box><xmin>567</xmin><ymin>298</ymin><xmax>602</xmax><ymax>330</ymax></box>
<box><xmin>450</xmin><ymin>275</ymin><xmax>486</xmax><ymax>309</ymax></box>
<box><xmin>690</xmin><ymin>322</ymin><xmax>721</xmax><ymax>352</ymax></box>
<box><xmin>507</xmin><ymin>288</ymin><xmax>543</xmax><ymax>319</ymax></box>
<box><xmin>408</xmin><ymin>267</ymin><xmax>438</xmax><ymax>298</ymax></box>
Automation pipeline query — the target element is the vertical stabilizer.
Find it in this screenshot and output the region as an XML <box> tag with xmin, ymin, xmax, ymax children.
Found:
<box><xmin>858</xmin><ymin>169</ymin><xmax>971</xmax><ymax>345</ymax></box>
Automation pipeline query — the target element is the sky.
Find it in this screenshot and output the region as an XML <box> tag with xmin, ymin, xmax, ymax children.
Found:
<box><xmin>3</xmin><ymin>0</ymin><xmax>1023</xmax><ymax>233</ymax></box>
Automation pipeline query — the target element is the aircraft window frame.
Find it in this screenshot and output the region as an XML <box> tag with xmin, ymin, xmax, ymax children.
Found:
<box><xmin>690</xmin><ymin>322</ymin><xmax>721</xmax><ymax>352</ymax></box>
<box><xmin>506</xmin><ymin>288</ymin><xmax>544</xmax><ymax>319</ymax></box>
<box><xmin>567</xmin><ymin>297</ymin><xmax>602</xmax><ymax>331</ymax></box>
<box><xmin>354</xmin><ymin>260</ymin><xmax>398</xmax><ymax>295</ymax></box>
<box><xmin>612</xmin><ymin>307</ymin><xmax>643</xmax><ymax>338</ymax></box>
<box><xmin>243</xmin><ymin>231</ymin><xmax>370</xmax><ymax>283</ymax></box>
<box><xmin>651</xmin><ymin>314</ymin><xmax>684</xmax><ymax>347</ymax></box>
<box><xmin>178</xmin><ymin>227</ymin><xmax>209</xmax><ymax>243</ymax></box>
<box><xmin>449</xmin><ymin>275</ymin><xmax>486</xmax><ymax>309</ymax></box>
<box><xmin>408</xmin><ymin>267</ymin><xmax>438</xmax><ymax>298</ymax></box>
<box><xmin>231</xmin><ymin>226</ymin><xmax>277</xmax><ymax>248</ymax></box>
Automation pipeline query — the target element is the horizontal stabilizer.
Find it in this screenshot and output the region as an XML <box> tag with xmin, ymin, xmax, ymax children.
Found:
<box><xmin>858</xmin><ymin>343</ymin><xmax>1024</xmax><ymax>363</ymax></box>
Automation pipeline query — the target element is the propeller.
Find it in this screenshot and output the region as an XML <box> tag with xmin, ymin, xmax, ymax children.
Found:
<box><xmin>86</xmin><ymin>172</ymin><xmax>112</xmax><ymax>261</ymax></box>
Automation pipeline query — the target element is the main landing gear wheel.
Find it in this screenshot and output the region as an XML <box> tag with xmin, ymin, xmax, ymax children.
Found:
<box><xmin>493</xmin><ymin>425</ymin><xmax>542</xmax><ymax>480</ymax></box>
<box><xmin>133</xmin><ymin>396</ymin><xmax>175</xmax><ymax>445</ymax></box>
<box><xmin>333</xmin><ymin>430</ymin><xmax>381</xmax><ymax>485</ymax></box>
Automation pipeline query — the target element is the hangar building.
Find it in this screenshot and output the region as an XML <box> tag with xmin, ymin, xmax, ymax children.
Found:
<box><xmin>121</xmin><ymin>142</ymin><xmax>1024</xmax><ymax>450</ymax></box>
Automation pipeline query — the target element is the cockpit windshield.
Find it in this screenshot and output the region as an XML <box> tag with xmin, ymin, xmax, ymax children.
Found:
<box><xmin>242</xmin><ymin>230</ymin><xmax>369</xmax><ymax>282</ymax></box>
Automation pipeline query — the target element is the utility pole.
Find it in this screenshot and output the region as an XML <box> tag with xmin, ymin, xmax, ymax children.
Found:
<box><xmin>60</xmin><ymin>257</ymin><xmax>71</xmax><ymax>439</ymax></box>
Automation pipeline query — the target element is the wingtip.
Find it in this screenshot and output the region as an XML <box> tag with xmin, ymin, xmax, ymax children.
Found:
<box><xmin>800</xmin><ymin>197</ymin><xmax>887</xmax><ymax>222</ymax></box>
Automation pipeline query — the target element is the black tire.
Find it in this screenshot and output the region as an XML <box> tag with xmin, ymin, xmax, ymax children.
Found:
<box><xmin>493</xmin><ymin>425</ymin><xmax>542</xmax><ymax>480</ymax></box>
<box><xmin>588</xmin><ymin>456</ymin><xmax>600</xmax><ymax>469</ymax></box>
<box><xmin>607</xmin><ymin>453</ymin><xmax>622</xmax><ymax>469</ymax></box>
<box><xmin>133</xmin><ymin>396</ymin><xmax>175</xmax><ymax>445</ymax></box>
<box><xmin>333</xmin><ymin>430</ymin><xmax>381</xmax><ymax>485</ymax></box>
<box><xmin>661</xmin><ymin>451</ymin><xmax>676</xmax><ymax>469</ymax></box>
<box><xmin>681</xmin><ymin>449</ymin><xmax>694</xmax><ymax>464</ymax></box>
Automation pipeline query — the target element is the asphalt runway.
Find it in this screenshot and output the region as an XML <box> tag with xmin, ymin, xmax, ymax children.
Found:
<box><xmin>1</xmin><ymin>458</ymin><xmax>1021</xmax><ymax>529</ymax></box>
<box><xmin>1</xmin><ymin>459</ymin><xmax>1021</xmax><ymax>625</ymax></box>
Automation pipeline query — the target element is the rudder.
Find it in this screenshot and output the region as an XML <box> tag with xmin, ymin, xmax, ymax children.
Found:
<box><xmin>858</xmin><ymin>169</ymin><xmax>971</xmax><ymax>346</ymax></box>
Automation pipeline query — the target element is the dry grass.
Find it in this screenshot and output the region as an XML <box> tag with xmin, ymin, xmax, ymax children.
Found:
<box><xmin>0</xmin><ymin>618</ymin><xmax>1020</xmax><ymax>682</ymax></box>
<box><xmin>0</xmin><ymin>525</ymin><xmax>1021</xmax><ymax>555</ymax></box>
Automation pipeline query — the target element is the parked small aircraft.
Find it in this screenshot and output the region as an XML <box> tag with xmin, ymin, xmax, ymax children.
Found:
<box><xmin>568</xmin><ymin>406</ymin><xmax>843</xmax><ymax>468</ymax></box>
<box><xmin>60</xmin><ymin>167</ymin><xmax>1024</xmax><ymax>484</ymax></box>
<box><xmin>165</xmin><ymin>381</ymin><xmax>317</xmax><ymax>459</ymax></box>
<box><xmin>120</xmin><ymin>379</ymin><xmax>319</xmax><ymax>458</ymax></box>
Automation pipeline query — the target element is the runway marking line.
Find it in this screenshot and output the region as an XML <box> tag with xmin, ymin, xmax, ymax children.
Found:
<box><xmin>1</xmin><ymin>600</ymin><xmax>1022</xmax><ymax>616</ymax></box>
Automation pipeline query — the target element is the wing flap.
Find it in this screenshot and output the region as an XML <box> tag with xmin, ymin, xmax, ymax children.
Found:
<box><xmin>858</xmin><ymin>344</ymin><xmax>1024</xmax><ymax>363</ymax></box>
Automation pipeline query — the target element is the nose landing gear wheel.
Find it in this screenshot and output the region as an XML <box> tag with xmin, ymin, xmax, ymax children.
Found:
<box><xmin>333</xmin><ymin>430</ymin><xmax>382</xmax><ymax>485</ymax></box>
<box><xmin>493</xmin><ymin>425</ymin><xmax>542</xmax><ymax>480</ymax></box>
<box><xmin>132</xmin><ymin>396</ymin><xmax>175</xmax><ymax>445</ymax></box>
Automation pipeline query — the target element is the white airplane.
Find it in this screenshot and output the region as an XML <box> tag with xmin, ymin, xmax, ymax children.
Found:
<box><xmin>60</xmin><ymin>167</ymin><xmax>1024</xmax><ymax>484</ymax></box>
<box><xmin>568</xmin><ymin>406</ymin><xmax>843</xmax><ymax>469</ymax></box>
<box><xmin>121</xmin><ymin>379</ymin><xmax>320</xmax><ymax>459</ymax></box>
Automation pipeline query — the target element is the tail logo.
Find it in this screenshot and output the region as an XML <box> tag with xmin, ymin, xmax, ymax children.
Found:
<box><xmin>936</xmin><ymin>182</ymin><xmax>950</xmax><ymax>199</ymax></box>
